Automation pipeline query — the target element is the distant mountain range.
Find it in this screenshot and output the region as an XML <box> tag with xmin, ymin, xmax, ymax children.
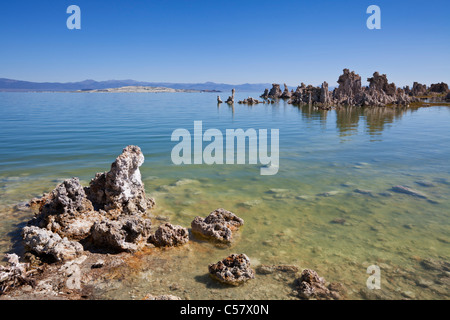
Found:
<box><xmin>0</xmin><ymin>78</ymin><xmax>277</xmax><ymax>92</ymax></box>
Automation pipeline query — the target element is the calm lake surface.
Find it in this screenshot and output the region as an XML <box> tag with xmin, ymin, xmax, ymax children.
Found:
<box><xmin>0</xmin><ymin>92</ymin><xmax>449</xmax><ymax>299</ymax></box>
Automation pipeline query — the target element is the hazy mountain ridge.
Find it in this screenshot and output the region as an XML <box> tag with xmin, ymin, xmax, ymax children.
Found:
<box><xmin>0</xmin><ymin>78</ymin><xmax>276</xmax><ymax>92</ymax></box>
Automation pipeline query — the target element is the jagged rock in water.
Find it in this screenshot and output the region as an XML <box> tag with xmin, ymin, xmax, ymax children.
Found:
<box><xmin>22</xmin><ymin>226</ymin><xmax>84</xmax><ymax>262</ymax></box>
<box><xmin>217</xmin><ymin>95</ymin><xmax>223</xmax><ymax>103</ymax></box>
<box><xmin>446</xmin><ymin>92</ymin><xmax>450</xmax><ymax>101</ymax></box>
<box><xmin>22</xmin><ymin>146</ymin><xmax>157</xmax><ymax>262</ymax></box>
<box><xmin>208</xmin><ymin>254</ymin><xmax>255</xmax><ymax>286</ymax></box>
<box><xmin>333</xmin><ymin>68</ymin><xmax>363</xmax><ymax>105</ymax></box>
<box><xmin>85</xmin><ymin>145</ymin><xmax>154</xmax><ymax>216</ymax></box>
<box><xmin>148</xmin><ymin>223</ymin><xmax>189</xmax><ymax>247</ymax></box>
<box><xmin>411</xmin><ymin>82</ymin><xmax>428</xmax><ymax>96</ymax></box>
<box><xmin>191</xmin><ymin>208</ymin><xmax>244</xmax><ymax>243</ymax></box>
<box><xmin>429</xmin><ymin>82</ymin><xmax>449</xmax><ymax>93</ymax></box>
<box><xmin>260</xmin><ymin>88</ymin><xmax>269</xmax><ymax>99</ymax></box>
<box><xmin>28</xmin><ymin>178</ymin><xmax>98</xmax><ymax>240</ymax></box>
<box><xmin>225</xmin><ymin>89</ymin><xmax>235</xmax><ymax>104</ymax></box>
<box><xmin>90</xmin><ymin>215</ymin><xmax>152</xmax><ymax>253</ymax></box>
<box><xmin>268</xmin><ymin>84</ymin><xmax>283</xmax><ymax>99</ymax></box>
<box><xmin>294</xmin><ymin>269</ymin><xmax>345</xmax><ymax>300</ymax></box>
<box><xmin>280</xmin><ymin>83</ymin><xmax>292</xmax><ymax>99</ymax></box>
<box><xmin>367</xmin><ymin>72</ymin><xmax>396</xmax><ymax>96</ymax></box>
<box><xmin>320</xmin><ymin>81</ymin><xmax>331</xmax><ymax>104</ymax></box>
<box><xmin>238</xmin><ymin>97</ymin><xmax>261</xmax><ymax>105</ymax></box>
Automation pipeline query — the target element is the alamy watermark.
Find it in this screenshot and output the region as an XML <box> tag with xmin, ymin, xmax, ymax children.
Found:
<box><xmin>171</xmin><ymin>121</ymin><xmax>279</xmax><ymax>175</ymax></box>
<box><xmin>366</xmin><ymin>265</ymin><xmax>381</xmax><ymax>290</ymax></box>
<box><xmin>366</xmin><ymin>5</ymin><xmax>381</xmax><ymax>30</ymax></box>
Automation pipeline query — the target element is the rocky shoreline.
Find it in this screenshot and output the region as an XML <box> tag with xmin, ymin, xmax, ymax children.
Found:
<box><xmin>218</xmin><ymin>69</ymin><xmax>450</xmax><ymax>109</ymax></box>
<box><xmin>1</xmin><ymin>146</ymin><xmax>449</xmax><ymax>300</ymax></box>
<box><xmin>0</xmin><ymin>145</ymin><xmax>347</xmax><ymax>300</ymax></box>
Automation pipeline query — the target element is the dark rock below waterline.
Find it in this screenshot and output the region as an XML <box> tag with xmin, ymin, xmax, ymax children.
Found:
<box><xmin>391</xmin><ymin>185</ymin><xmax>428</xmax><ymax>199</ymax></box>
<box><xmin>208</xmin><ymin>253</ymin><xmax>255</xmax><ymax>286</ymax></box>
<box><xmin>294</xmin><ymin>269</ymin><xmax>345</xmax><ymax>300</ymax></box>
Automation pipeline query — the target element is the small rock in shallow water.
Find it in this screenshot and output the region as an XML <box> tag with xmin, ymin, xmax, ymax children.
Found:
<box><xmin>208</xmin><ymin>254</ymin><xmax>255</xmax><ymax>286</ymax></box>
<box><xmin>191</xmin><ymin>208</ymin><xmax>244</xmax><ymax>244</ymax></box>
<box><xmin>294</xmin><ymin>269</ymin><xmax>345</xmax><ymax>300</ymax></box>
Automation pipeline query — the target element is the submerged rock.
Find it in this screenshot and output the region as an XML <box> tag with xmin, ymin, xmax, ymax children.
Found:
<box><xmin>208</xmin><ymin>254</ymin><xmax>255</xmax><ymax>286</ymax></box>
<box><xmin>225</xmin><ymin>89</ymin><xmax>235</xmax><ymax>104</ymax></box>
<box><xmin>267</xmin><ymin>84</ymin><xmax>283</xmax><ymax>99</ymax></box>
<box><xmin>238</xmin><ymin>97</ymin><xmax>261</xmax><ymax>105</ymax></box>
<box><xmin>23</xmin><ymin>145</ymin><xmax>156</xmax><ymax>260</ymax></box>
<box><xmin>191</xmin><ymin>208</ymin><xmax>244</xmax><ymax>244</ymax></box>
<box><xmin>391</xmin><ymin>185</ymin><xmax>428</xmax><ymax>199</ymax></box>
<box><xmin>294</xmin><ymin>269</ymin><xmax>345</xmax><ymax>300</ymax></box>
<box><xmin>22</xmin><ymin>226</ymin><xmax>84</xmax><ymax>262</ymax></box>
<box><xmin>266</xmin><ymin>68</ymin><xmax>421</xmax><ymax>107</ymax></box>
<box><xmin>148</xmin><ymin>223</ymin><xmax>189</xmax><ymax>247</ymax></box>
<box><xmin>29</xmin><ymin>177</ymin><xmax>97</xmax><ymax>240</ymax></box>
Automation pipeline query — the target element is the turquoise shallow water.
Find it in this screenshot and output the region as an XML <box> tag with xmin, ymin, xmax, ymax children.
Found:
<box><xmin>0</xmin><ymin>92</ymin><xmax>449</xmax><ymax>299</ymax></box>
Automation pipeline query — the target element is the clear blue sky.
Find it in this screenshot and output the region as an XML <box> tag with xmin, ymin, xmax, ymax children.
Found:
<box><xmin>0</xmin><ymin>0</ymin><xmax>449</xmax><ymax>86</ymax></box>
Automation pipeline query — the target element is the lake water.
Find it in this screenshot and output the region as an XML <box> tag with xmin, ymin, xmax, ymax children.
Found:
<box><xmin>0</xmin><ymin>92</ymin><xmax>449</xmax><ymax>299</ymax></box>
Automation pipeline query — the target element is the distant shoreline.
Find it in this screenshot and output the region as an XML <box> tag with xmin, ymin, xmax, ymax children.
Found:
<box><xmin>0</xmin><ymin>86</ymin><xmax>221</xmax><ymax>93</ymax></box>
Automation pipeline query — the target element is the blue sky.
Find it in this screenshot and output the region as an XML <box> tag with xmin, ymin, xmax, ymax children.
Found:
<box><xmin>0</xmin><ymin>0</ymin><xmax>449</xmax><ymax>86</ymax></box>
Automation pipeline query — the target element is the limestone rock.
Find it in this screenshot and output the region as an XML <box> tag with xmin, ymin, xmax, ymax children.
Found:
<box><xmin>225</xmin><ymin>89</ymin><xmax>235</xmax><ymax>104</ymax></box>
<box><xmin>410</xmin><ymin>82</ymin><xmax>427</xmax><ymax>96</ymax></box>
<box><xmin>280</xmin><ymin>83</ymin><xmax>292</xmax><ymax>99</ymax></box>
<box><xmin>85</xmin><ymin>145</ymin><xmax>154</xmax><ymax>215</ymax></box>
<box><xmin>295</xmin><ymin>269</ymin><xmax>345</xmax><ymax>300</ymax></box>
<box><xmin>148</xmin><ymin>223</ymin><xmax>189</xmax><ymax>247</ymax></box>
<box><xmin>268</xmin><ymin>84</ymin><xmax>283</xmax><ymax>99</ymax></box>
<box><xmin>191</xmin><ymin>208</ymin><xmax>244</xmax><ymax>243</ymax></box>
<box><xmin>260</xmin><ymin>88</ymin><xmax>269</xmax><ymax>99</ymax></box>
<box><xmin>238</xmin><ymin>97</ymin><xmax>261</xmax><ymax>105</ymax></box>
<box><xmin>90</xmin><ymin>215</ymin><xmax>152</xmax><ymax>253</ymax></box>
<box><xmin>28</xmin><ymin>177</ymin><xmax>98</xmax><ymax>240</ymax></box>
<box><xmin>429</xmin><ymin>82</ymin><xmax>449</xmax><ymax>93</ymax></box>
<box><xmin>208</xmin><ymin>254</ymin><xmax>255</xmax><ymax>286</ymax></box>
<box><xmin>22</xmin><ymin>226</ymin><xmax>84</xmax><ymax>262</ymax></box>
